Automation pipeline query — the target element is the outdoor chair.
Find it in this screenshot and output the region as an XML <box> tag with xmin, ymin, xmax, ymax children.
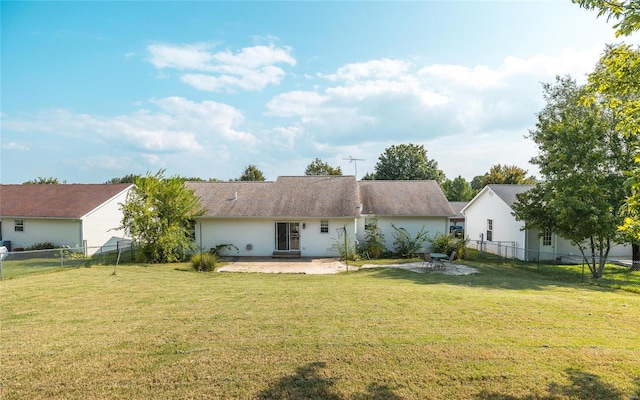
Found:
<box><xmin>441</xmin><ymin>251</ymin><xmax>457</xmax><ymax>268</ymax></box>
<box><xmin>422</xmin><ymin>253</ymin><xmax>444</xmax><ymax>270</ymax></box>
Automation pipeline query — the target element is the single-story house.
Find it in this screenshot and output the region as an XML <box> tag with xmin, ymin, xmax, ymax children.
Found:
<box><xmin>187</xmin><ymin>176</ymin><xmax>455</xmax><ymax>257</ymax></box>
<box><xmin>0</xmin><ymin>184</ymin><xmax>133</xmax><ymax>255</ymax></box>
<box><xmin>462</xmin><ymin>184</ymin><xmax>631</xmax><ymax>261</ymax></box>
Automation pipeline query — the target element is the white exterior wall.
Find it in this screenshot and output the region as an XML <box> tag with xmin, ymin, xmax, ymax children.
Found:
<box><xmin>82</xmin><ymin>188</ymin><xmax>131</xmax><ymax>255</ymax></box>
<box><xmin>195</xmin><ymin>217</ymin><xmax>356</xmax><ymax>257</ymax></box>
<box><xmin>0</xmin><ymin>218</ymin><xmax>81</xmax><ymax>249</ymax></box>
<box><xmin>464</xmin><ymin>189</ymin><xmax>527</xmax><ymax>260</ymax></box>
<box><xmin>356</xmin><ymin>215</ymin><xmax>449</xmax><ymax>253</ymax></box>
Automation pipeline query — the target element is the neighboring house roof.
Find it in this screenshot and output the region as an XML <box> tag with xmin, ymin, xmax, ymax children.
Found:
<box><xmin>461</xmin><ymin>184</ymin><xmax>534</xmax><ymax>214</ymax></box>
<box><xmin>187</xmin><ymin>176</ymin><xmax>361</xmax><ymax>218</ymax></box>
<box><xmin>449</xmin><ymin>201</ymin><xmax>468</xmax><ymax>220</ymax></box>
<box><xmin>487</xmin><ymin>184</ymin><xmax>534</xmax><ymax>208</ymax></box>
<box><xmin>358</xmin><ymin>180</ymin><xmax>455</xmax><ymax>217</ymax></box>
<box><xmin>0</xmin><ymin>184</ymin><xmax>132</xmax><ymax>219</ymax></box>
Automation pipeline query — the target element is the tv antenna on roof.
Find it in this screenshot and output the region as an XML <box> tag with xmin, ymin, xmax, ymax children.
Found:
<box><xmin>342</xmin><ymin>155</ymin><xmax>365</xmax><ymax>177</ymax></box>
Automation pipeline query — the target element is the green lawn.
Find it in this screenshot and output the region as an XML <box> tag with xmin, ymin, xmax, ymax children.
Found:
<box><xmin>1</xmin><ymin>261</ymin><xmax>639</xmax><ymax>399</ymax></box>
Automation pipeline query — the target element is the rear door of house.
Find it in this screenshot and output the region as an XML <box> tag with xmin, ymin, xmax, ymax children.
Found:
<box><xmin>275</xmin><ymin>222</ymin><xmax>300</xmax><ymax>251</ymax></box>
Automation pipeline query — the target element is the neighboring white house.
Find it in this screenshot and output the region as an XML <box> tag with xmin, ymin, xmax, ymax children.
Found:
<box><xmin>462</xmin><ymin>184</ymin><xmax>632</xmax><ymax>261</ymax></box>
<box><xmin>187</xmin><ymin>176</ymin><xmax>455</xmax><ymax>258</ymax></box>
<box><xmin>0</xmin><ymin>184</ymin><xmax>133</xmax><ymax>255</ymax></box>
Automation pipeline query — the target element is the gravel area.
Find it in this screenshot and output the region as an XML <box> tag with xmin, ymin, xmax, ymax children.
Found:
<box><xmin>217</xmin><ymin>257</ymin><xmax>478</xmax><ymax>275</ymax></box>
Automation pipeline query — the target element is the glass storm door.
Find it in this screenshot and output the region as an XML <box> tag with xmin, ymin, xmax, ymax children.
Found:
<box><xmin>275</xmin><ymin>222</ymin><xmax>300</xmax><ymax>251</ymax></box>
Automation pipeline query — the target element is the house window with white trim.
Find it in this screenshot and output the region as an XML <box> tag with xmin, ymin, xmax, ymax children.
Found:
<box><xmin>14</xmin><ymin>219</ymin><xmax>24</xmax><ymax>232</ymax></box>
<box><xmin>543</xmin><ymin>230</ymin><xmax>552</xmax><ymax>246</ymax></box>
<box><xmin>320</xmin><ymin>220</ymin><xmax>329</xmax><ymax>233</ymax></box>
<box><xmin>486</xmin><ymin>219</ymin><xmax>493</xmax><ymax>242</ymax></box>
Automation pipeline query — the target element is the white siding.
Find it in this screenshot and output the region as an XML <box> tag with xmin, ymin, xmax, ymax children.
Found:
<box><xmin>464</xmin><ymin>188</ymin><xmax>527</xmax><ymax>260</ymax></box>
<box><xmin>82</xmin><ymin>188</ymin><xmax>131</xmax><ymax>255</ymax></box>
<box><xmin>0</xmin><ymin>218</ymin><xmax>81</xmax><ymax>249</ymax></box>
<box><xmin>195</xmin><ymin>217</ymin><xmax>356</xmax><ymax>257</ymax></box>
<box><xmin>356</xmin><ymin>215</ymin><xmax>449</xmax><ymax>253</ymax></box>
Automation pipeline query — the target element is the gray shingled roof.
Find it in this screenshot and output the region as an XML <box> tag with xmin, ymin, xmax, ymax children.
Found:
<box><xmin>0</xmin><ymin>184</ymin><xmax>132</xmax><ymax>218</ymax></box>
<box><xmin>188</xmin><ymin>177</ymin><xmax>454</xmax><ymax>218</ymax></box>
<box><xmin>488</xmin><ymin>184</ymin><xmax>534</xmax><ymax>207</ymax></box>
<box><xmin>358</xmin><ymin>180</ymin><xmax>455</xmax><ymax>216</ymax></box>
<box><xmin>187</xmin><ymin>176</ymin><xmax>361</xmax><ymax>218</ymax></box>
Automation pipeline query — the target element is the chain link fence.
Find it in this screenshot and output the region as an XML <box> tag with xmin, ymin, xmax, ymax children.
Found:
<box><xmin>0</xmin><ymin>241</ymin><xmax>135</xmax><ymax>280</ymax></box>
<box><xmin>467</xmin><ymin>240</ymin><xmax>640</xmax><ymax>292</ymax></box>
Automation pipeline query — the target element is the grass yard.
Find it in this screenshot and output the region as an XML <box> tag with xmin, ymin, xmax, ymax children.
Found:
<box><xmin>1</xmin><ymin>261</ymin><xmax>639</xmax><ymax>399</ymax></box>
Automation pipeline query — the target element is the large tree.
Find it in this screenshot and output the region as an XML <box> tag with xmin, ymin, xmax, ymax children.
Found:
<box><xmin>238</xmin><ymin>165</ymin><xmax>266</xmax><ymax>181</ymax></box>
<box><xmin>441</xmin><ymin>175</ymin><xmax>475</xmax><ymax>201</ymax></box>
<box><xmin>370</xmin><ymin>143</ymin><xmax>445</xmax><ymax>182</ymax></box>
<box><xmin>573</xmin><ymin>0</ymin><xmax>640</xmax><ymax>37</ymax></box>
<box><xmin>512</xmin><ymin>76</ymin><xmax>633</xmax><ymax>278</ymax></box>
<box><xmin>305</xmin><ymin>158</ymin><xmax>343</xmax><ymax>176</ymax></box>
<box><xmin>23</xmin><ymin>177</ymin><xmax>63</xmax><ymax>184</ymax></box>
<box><xmin>479</xmin><ymin>164</ymin><xmax>536</xmax><ymax>187</ymax></box>
<box><xmin>120</xmin><ymin>170</ymin><xmax>206</xmax><ymax>263</ymax></box>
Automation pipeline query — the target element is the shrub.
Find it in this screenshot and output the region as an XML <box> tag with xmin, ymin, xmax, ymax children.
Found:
<box><xmin>430</xmin><ymin>233</ymin><xmax>469</xmax><ymax>259</ymax></box>
<box><xmin>358</xmin><ymin>217</ymin><xmax>389</xmax><ymax>259</ymax></box>
<box><xmin>25</xmin><ymin>242</ymin><xmax>57</xmax><ymax>250</ymax></box>
<box><xmin>191</xmin><ymin>252</ymin><xmax>218</xmax><ymax>272</ymax></box>
<box><xmin>391</xmin><ymin>224</ymin><xmax>429</xmax><ymax>258</ymax></box>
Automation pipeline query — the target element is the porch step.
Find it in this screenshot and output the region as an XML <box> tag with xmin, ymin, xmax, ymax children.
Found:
<box><xmin>272</xmin><ymin>251</ymin><xmax>301</xmax><ymax>259</ymax></box>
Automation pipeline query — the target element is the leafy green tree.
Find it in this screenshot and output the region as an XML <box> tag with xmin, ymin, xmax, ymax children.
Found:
<box><xmin>470</xmin><ymin>175</ymin><xmax>485</xmax><ymax>192</ymax></box>
<box><xmin>238</xmin><ymin>165</ymin><xmax>266</xmax><ymax>181</ymax></box>
<box><xmin>372</xmin><ymin>143</ymin><xmax>445</xmax><ymax>183</ymax></box>
<box><xmin>479</xmin><ymin>164</ymin><xmax>536</xmax><ymax>187</ymax></box>
<box><xmin>120</xmin><ymin>170</ymin><xmax>206</xmax><ymax>263</ymax></box>
<box><xmin>573</xmin><ymin>0</ymin><xmax>640</xmax><ymax>37</ymax></box>
<box><xmin>24</xmin><ymin>177</ymin><xmax>63</xmax><ymax>184</ymax></box>
<box><xmin>441</xmin><ymin>175</ymin><xmax>475</xmax><ymax>201</ymax></box>
<box><xmin>106</xmin><ymin>174</ymin><xmax>140</xmax><ymax>184</ymax></box>
<box><xmin>512</xmin><ymin>76</ymin><xmax>634</xmax><ymax>278</ymax></box>
<box><xmin>304</xmin><ymin>158</ymin><xmax>343</xmax><ymax>176</ymax></box>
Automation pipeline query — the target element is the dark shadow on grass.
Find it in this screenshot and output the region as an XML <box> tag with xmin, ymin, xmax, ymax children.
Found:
<box><xmin>474</xmin><ymin>368</ymin><xmax>630</xmax><ymax>400</ymax></box>
<box><xmin>257</xmin><ymin>361</ymin><xmax>341</xmax><ymax>400</ymax></box>
<box><xmin>257</xmin><ymin>361</ymin><xmax>402</xmax><ymax>400</ymax></box>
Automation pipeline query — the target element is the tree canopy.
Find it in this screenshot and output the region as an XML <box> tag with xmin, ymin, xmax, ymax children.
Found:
<box><xmin>23</xmin><ymin>177</ymin><xmax>64</xmax><ymax>184</ymax></box>
<box><xmin>238</xmin><ymin>165</ymin><xmax>266</xmax><ymax>181</ymax></box>
<box><xmin>573</xmin><ymin>0</ymin><xmax>640</xmax><ymax>37</ymax></box>
<box><xmin>441</xmin><ymin>175</ymin><xmax>475</xmax><ymax>201</ymax></box>
<box><xmin>512</xmin><ymin>76</ymin><xmax>634</xmax><ymax>278</ymax></box>
<box><xmin>119</xmin><ymin>170</ymin><xmax>206</xmax><ymax>263</ymax></box>
<box><xmin>478</xmin><ymin>164</ymin><xmax>536</xmax><ymax>187</ymax></box>
<box><xmin>369</xmin><ymin>143</ymin><xmax>445</xmax><ymax>183</ymax></box>
<box><xmin>304</xmin><ymin>158</ymin><xmax>343</xmax><ymax>176</ymax></box>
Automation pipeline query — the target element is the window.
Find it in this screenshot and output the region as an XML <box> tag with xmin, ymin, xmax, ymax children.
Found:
<box><xmin>364</xmin><ymin>218</ymin><xmax>378</xmax><ymax>231</ymax></box>
<box><xmin>543</xmin><ymin>230</ymin><xmax>552</xmax><ymax>246</ymax></box>
<box><xmin>486</xmin><ymin>219</ymin><xmax>493</xmax><ymax>242</ymax></box>
<box><xmin>320</xmin><ymin>220</ymin><xmax>329</xmax><ymax>233</ymax></box>
<box><xmin>14</xmin><ymin>220</ymin><xmax>24</xmax><ymax>232</ymax></box>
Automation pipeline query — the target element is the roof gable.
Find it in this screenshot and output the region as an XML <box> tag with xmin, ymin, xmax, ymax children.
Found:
<box><xmin>0</xmin><ymin>184</ymin><xmax>132</xmax><ymax>219</ymax></box>
<box><xmin>488</xmin><ymin>184</ymin><xmax>534</xmax><ymax>208</ymax></box>
<box><xmin>462</xmin><ymin>184</ymin><xmax>533</xmax><ymax>214</ymax></box>
<box><xmin>358</xmin><ymin>180</ymin><xmax>455</xmax><ymax>216</ymax></box>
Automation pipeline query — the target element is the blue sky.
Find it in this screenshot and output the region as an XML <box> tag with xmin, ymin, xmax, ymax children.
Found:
<box><xmin>2</xmin><ymin>1</ymin><xmax>638</xmax><ymax>184</ymax></box>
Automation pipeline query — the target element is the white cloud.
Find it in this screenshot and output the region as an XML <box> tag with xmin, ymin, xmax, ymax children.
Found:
<box><xmin>147</xmin><ymin>42</ymin><xmax>296</xmax><ymax>92</ymax></box>
<box><xmin>1</xmin><ymin>97</ymin><xmax>254</xmax><ymax>154</ymax></box>
<box><xmin>1</xmin><ymin>141</ymin><xmax>29</xmax><ymax>151</ymax></box>
<box><xmin>321</xmin><ymin>58</ymin><xmax>410</xmax><ymax>82</ymax></box>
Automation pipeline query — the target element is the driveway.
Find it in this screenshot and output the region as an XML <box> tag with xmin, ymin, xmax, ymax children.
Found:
<box><xmin>217</xmin><ymin>257</ymin><xmax>478</xmax><ymax>275</ymax></box>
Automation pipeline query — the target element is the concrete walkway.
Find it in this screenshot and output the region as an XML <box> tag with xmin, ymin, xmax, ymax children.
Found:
<box><xmin>217</xmin><ymin>257</ymin><xmax>478</xmax><ymax>275</ymax></box>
